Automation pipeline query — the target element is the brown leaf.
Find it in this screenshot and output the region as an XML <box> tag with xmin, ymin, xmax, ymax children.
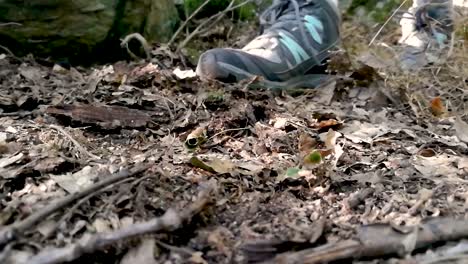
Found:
<box><xmin>315</xmin><ymin>119</ymin><xmax>341</xmax><ymax>130</ymax></box>
<box><xmin>298</xmin><ymin>133</ymin><xmax>317</xmax><ymax>156</ymax></box>
<box><xmin>429</xmin><ymin>97</ymin><xmax>446</xmax><ymax>116</ymax></box>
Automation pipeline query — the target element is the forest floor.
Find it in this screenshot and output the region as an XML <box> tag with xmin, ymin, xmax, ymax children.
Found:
<box><xmin>1</xmin><ymin>11</ymin><xmax>468</xmax><ymax>264</ymax></box>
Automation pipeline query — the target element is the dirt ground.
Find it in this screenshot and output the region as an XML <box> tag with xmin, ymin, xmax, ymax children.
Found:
<box><xmin>1</xmin><ymin>12</ymin><xmax>468</xmax><ymax>264</ymax></box>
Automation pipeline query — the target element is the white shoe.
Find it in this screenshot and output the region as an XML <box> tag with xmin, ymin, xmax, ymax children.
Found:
<box><xmin>398</xmin><ymin>0</ymin><xmax>453</xmax><ymax>70</ymax></box>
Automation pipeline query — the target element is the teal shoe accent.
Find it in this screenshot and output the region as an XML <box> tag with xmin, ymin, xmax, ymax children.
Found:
<box><xmin>433</xmin><ymin>31</ymin><xmax>447</xmax><ymax>45</ymax></box>
<box><xmin>279</xmin><ymin>32</ymin><xmax>310</xmax><ymax>64</ymax></box>
<box><xmin>304</xmin><ymin>15</ymin><xmax>324</xmax><ymax>44</ymax></box>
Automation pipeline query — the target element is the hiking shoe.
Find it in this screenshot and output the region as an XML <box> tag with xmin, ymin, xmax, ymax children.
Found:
<box><xmin>398</xmin><ymin>0</ymin><xmax>453</xmax><ymax>70</ymax></box>
<box><xmin>196</xmin><ymin>0</ymin><xmax>341</xmax><ymax>89</ymax></box>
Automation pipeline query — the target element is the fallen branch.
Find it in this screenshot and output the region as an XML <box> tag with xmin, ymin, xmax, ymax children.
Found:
<box><xmin>26</xmin><ymin>182</ymin><xmax>216</xmax><ymax>264</ymax></box>
<box><xmin>0</xmin><ymin>164</ymin><xmax>149</xmax><ymax>248</ymax></box>
<box><xmin>249</xmin><ymin>217</ymin><xmax>468</xmax><ymax>264</ymax></box>
<box><xmin>120</xmin><ymin>32</ymin><xmax>151</xmax><ymax>60</ymax></box>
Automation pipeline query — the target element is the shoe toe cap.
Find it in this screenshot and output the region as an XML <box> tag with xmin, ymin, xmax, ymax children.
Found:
<box><xmin>196</xmin><ymin>49</ymin><xmax>230</xmax><ymax>81</ymax></box>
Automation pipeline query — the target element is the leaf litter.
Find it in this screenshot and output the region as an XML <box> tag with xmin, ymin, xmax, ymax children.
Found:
<box><xmin>0</xmin><ymin>12</ymin><xmax>468</xmax><ymax>264</ymax></box>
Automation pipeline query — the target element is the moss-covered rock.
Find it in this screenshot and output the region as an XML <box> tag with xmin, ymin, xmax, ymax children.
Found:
<box><xmin>0</xmin><ymin>0</ymin><xmax>179</xmax><ymax>63</ymax></box>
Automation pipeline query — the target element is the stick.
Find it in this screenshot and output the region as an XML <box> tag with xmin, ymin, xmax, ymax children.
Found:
<box><xmin>0</xmin><ymin>22</ymin><xmax>22</xmax><ymax>27</ymax></box>
<box><xmin>0</xmin><ymin>165</ymin><xmax>149</xmax><ymax>247</ymax></box>
<box><xmin>120</xmin><ymin>33</ymin><xmax>152</xmax><ymax>60</ymax></box>
<box><xmin>256</xmin><ymin>217</ymin><xmax>468</xmax><ymax>264</ymax></box>
<box><xmin>167</xmin><ymin>0</ymin><xmax>212</xmax><ymax>46</ymax></box>
<box><xmin>368</xmin><ymin>0</ymin><xmax>409</xmax><ymax>46</ymax></box>
<box><xmin>26</xmin><ymin>183</ymin><xmax>215</xmax><ymax>264</ymax></box>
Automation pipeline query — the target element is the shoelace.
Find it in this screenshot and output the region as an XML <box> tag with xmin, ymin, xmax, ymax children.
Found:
<box><xmin>259</xmin><ymin>0</ymin><xmax>321</xmax><ymax>66</ymax></box>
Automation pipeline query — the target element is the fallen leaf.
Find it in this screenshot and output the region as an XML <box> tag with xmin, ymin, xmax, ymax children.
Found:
<box><xmin>37</xmin><ymin>220</ymin><xmax>57</xmax><ymax>238</ymax></box>
<box><xmin>418</xmin><ymin>149</ymin><xmax>436</xmax><ymax>157</ymax></box>
<box><xmin>277</xmin><ymin>168</ymin><xmax>315</xmax><ymax>182</ymax></box>
<box><xmin>429</xmin><ymin>97</ymin><xmax>446</xmax><ymax>116</ymax></box>
<box><xmin>272</xmin><ymin>117</ymin><xmax>289</xmax><ymax>129</ymax></box>
<box><xmin>92</xmin><ymin>218</ymin><xmax>112</xmax><ymax>233</ymax></box>
<box><xmin>298</xmin><ymin>133</ymin><xmax>317</xmax><ymax>156</ymax></box>
<box><xmin>208</xmin><ymin>158</ymin><xmax>236</xmax><ymax>174</ymax></box>
<box><xmin>341</xmin><ymin>121</ymin><xmax>387</xmax><ymax>144</ymax></box>
<box><xmin>120</xmin><ymin>238</ymin><xmax>157</xmax><ymax>264</ymax></box>
<box><xmin>304</xmin><ymin>151</ymin><xmax>322</xmax><ymax>165</ymax></box>
<box><xmin>413</xmin><ymin>155</ymin><xmax>464</xmax><ymax>183</ymax></box>
<box><xmin>454</xmin><ymin>117</ymin><xmax>468</xmax><ymax>143</ymax></box>
<box><xmin>324</xmin><ymin>129</ymin><xmax>342</xmax><ymax>151</ymax></box>
<box><xmin>190</xmin><ymin>156</ymin><xmax>216</xmax><ymax>173</ymax></box>
<box><xmin>0</xmin><ymin>153</ymin><xmax>24</xmax><ymax>168</ymax></box>
<box><xmin>33</xmin><ymin>157</ymin><xmax>67</xmax><ymax>173</ymax></box>
<box><xmin>5</xmin><ymin>126</ymin><xmax>17</xmax><ymax>134</ymax></box>
<box><xmin>173</xmin><ymin>67</ymin><xmax>196</xmax><ymax>79</ymax></box>
<box><xmin>315</xmin><ymin>119</ymin><xmax>341</xmax><ymax>130</ymax></box>
<box><xmin>189</xmin><ymin>252</ymin><xmax>208</xmax><ymax>264</ymax></box>
<box><xmin>50</xmin><ymin>166</ymin><xmax>102</xmax><ymax>193</ymax></box>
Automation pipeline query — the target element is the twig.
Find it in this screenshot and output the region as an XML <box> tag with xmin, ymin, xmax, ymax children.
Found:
<box><xmin>0</xmin><ymin>45</ymin><xmax>22</xmax><ymax>63</ymax></box>
<box><xmin>0</xmin><ymin>165</ymin><xmax>149</xmax><ymax>248</ymax></box>
<box><xmin>177</xmin><ymin>0</ymin><xmax>236</xmax><ymax>52</ymax></box>
<box><xmin>168</xmin><ymin>0</ymin><xmax>212</xmax><ymax>46</ymax></box>
<box><xmin>253</xmin><ymin>217</ymin><xmax>468</xmax><ymax>264</ymax></box>
<box><xmin>49</xmin><ymin>124</ymin><xmax>101</xmax><ymax>160</ymax></box>
<box><xmin>177</xmin><ymin>0</ymin><xmax>254</xmax><ymax>52</ymax></box>
<box><xmin>368</xmin><ymin>0</ymin><xmax>409</xmax><ymax>46</ymax></box>
<box><xmin>207</xmin><ymin>127</ymin><xmax>251</xmax><ymax>142</ymax></box>
<box><xmin>50</xmin><ymin>176</ymin><xmax>138</xmax><ymax>239</ymax></box>
<box><xmin>120</xmin><ymin>33</ymin><xmax>152</xmax><ymax>61</ymax></box>
<box><xmin>0</xmin><ymin>22</ymin><xmax>22</xmax><ymax>27</ymax></box>
<box><xmin>26</xmin><ymin>183</ymin><xmax>215</xmax><ymax>264</ymax></box>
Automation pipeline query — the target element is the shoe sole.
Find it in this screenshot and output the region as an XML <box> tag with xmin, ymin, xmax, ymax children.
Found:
<box><xmin>217</xmin><ymin>62</ymin><xmax>332</xmax><ymax>90</ymax></box>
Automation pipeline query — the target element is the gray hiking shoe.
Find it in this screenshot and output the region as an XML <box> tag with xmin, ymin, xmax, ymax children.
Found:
<box><xmin>196</xmin><ymin>0</ymin><xmax>341</xmax><ymax>89</ymax></box>
<box><xmin>399</xmin><ymin>0</ymin><xmax>454</xmax><ymax>70</ymax></box>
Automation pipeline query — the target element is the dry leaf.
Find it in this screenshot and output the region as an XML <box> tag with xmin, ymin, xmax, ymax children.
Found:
<box><xmin>454</xmin><ymin>117</ymin><xmax>468</xmax><ymax>143</ymax></box>
<box><xmin>429</xmin><ymin>97</ymin><xmax>446</xmax><ymax>116</ymax></box>
<box><xmin>0</xmin><ymin>153</ymin><xmax>24</xmax><ymax>169</ymax></box>
<box><xmin>324</xmin><ymin>129</ymin><xmax>341</xmax><ymax>151</ymax></box>
<box><xmin>208</xmin><ymin>158</ymin><xmax>235</xmax><ymax>174</ymax></box>
<box><xmin>120</xmin><ymin>238</ymin><xmax>157</xmax><ymax>264</ymax></box>
<box><xmin>298</xmin><ymin>133</ymin><xmax>317</xmax><ymax>156</ymax></box>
